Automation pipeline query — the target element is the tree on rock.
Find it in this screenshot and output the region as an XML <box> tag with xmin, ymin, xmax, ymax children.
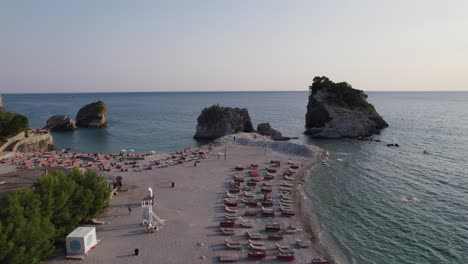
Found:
<box><xmin>305</xmin><ymin>76</ymin><xmax>388</xmax><ymax>138</ymax></box>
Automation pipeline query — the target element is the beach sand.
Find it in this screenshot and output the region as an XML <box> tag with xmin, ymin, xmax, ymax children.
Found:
<box><xmin>5</xmin><ymin>133</ymin><xmax>329</xmax><ymax>264</ymax></box>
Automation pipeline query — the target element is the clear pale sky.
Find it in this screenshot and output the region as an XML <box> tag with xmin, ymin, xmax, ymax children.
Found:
<box><xmin>1</xmin><ymin>0</ymin><xmax>467</xmax><ymax>93</ymax></box>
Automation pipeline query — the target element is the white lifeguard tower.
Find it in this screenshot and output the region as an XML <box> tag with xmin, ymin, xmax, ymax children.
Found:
<box><xmin>141</xmin><ymin>187</ymin><xmax>165</xmax><ymax>232</ymax></box>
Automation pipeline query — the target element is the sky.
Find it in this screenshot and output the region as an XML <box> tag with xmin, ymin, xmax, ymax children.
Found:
<box><xmin>1</xmin><ymin>0</ymin><xmax>467</xmax><ymax>93</ymax></box>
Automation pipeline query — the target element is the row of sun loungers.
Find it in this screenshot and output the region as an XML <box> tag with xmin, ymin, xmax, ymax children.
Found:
<box><xmin>217</xmin><ymin>161</ymin><xmax>320</xmax><ymax>262</ymax></box>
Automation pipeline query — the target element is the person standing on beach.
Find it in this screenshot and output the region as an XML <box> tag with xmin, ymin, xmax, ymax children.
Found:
<box><xmin>128</xmin><ymin>206</ymin><xmax>132</xmax><ymax>215</ymax></box>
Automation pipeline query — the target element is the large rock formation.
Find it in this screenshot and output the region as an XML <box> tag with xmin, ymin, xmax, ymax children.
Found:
<box><xmin>76</xmin><ymin>101</ymin><xmax>108</xmax><ymax>128</ymax></box>
<box><xmin>44</xmin><ymin>115</ymin><xmax>76</xmax><ymax>131</ymax></box>
<box><xmin>194</xmin><ymin>105</ymin><xmax>254</xmax><ymax>139</ymax></box>
<box><xmin>257</xmin><ymin>123</ymin><xmax>283</xmax><ymax>140</ymax></box>
<box><xmin>305</xmin><ymin>76</ymin><xmax>388</xmax><ymax>138</ymax></box>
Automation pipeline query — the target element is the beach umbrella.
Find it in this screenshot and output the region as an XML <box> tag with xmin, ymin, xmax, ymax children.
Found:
<box><xmin>150</xmin><ymin>150</ymin><xmax>156</xmax><ymax>154</ymax></box>
<box><xmin>129</xmin><ymin>149</ymin><xmax>135</xmax><ymax>152</ymax></box>
<box><xmin>121</xmin><ymin>149</ymin><xmax>127</xmax><ymax>152</ymax></box>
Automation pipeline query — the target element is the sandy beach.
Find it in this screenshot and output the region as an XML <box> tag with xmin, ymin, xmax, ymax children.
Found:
<box><xmin>1</xmin><ymin>133</ymin><xmax>330</xmax><ymax>263</ymax></box>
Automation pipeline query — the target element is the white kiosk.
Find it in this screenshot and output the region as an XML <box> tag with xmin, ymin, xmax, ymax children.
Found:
<box><xmin>66</xmin><ymin>226</ymin><xmax>98</xmax><ymax>257</ymax></box>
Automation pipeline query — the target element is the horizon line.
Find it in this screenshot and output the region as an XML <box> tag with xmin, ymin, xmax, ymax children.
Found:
<box><xmin>2</xmin><ymin>90</ymin><xmax>468</xmax><ymax>95</ymax></box>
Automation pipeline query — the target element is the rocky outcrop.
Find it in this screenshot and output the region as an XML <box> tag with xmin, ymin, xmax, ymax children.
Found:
<box><xmin>257</xmin><ymin>123</ymin><xmax>283</xmax><ymax>140</ymax></box>
<box><xmin>194</xmin><ymin>105</ymin><xmax>254</xmax><ymax>139</ymax></box>
<box><xmin>14</xmin><ymin>131</ymin><xmax>54</xmax><ymax>152</ymax></box>
<box><xmin>305</xmin><ymin>76</ymin><xmax>388</xmax><ymax>138</ymax></box>
<box><xmin>76</xmin><ymin>101</ymin><xmax>108</xmax><ymax>128</ymax></box>
<box><xmin>44</xmin><ymin>115</ymin><xmax>76</xmax><ymax>131</ymax></box>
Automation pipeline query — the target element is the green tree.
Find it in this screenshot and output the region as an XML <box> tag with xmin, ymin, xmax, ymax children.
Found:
<box><xmin>0</xmin><ymin>168</ymin><xmax>110</xmax><ymax>263</ymax></box>
<box><xmin>34</xmin><ymin>170</ymin><xmax>79</xmax><ymax>243</ymax></box>
<box><xmin>0</xmin><ymin>188</ymin><xmax>55</xmax><ymax>264</ymax></box>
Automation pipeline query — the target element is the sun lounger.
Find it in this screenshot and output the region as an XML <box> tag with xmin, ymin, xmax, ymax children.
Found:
<box><xmin>265</xmin><ymin>224</ymin><xmax>281</xmax><ymax>231</ymax></box>
<box><xmin>276</xmin><ymin>251</ymin><xmax>295</xmax><ymax>261</ymax></box>
<box><xmin>226</xmin><ymin>192</ymin><xmax>238</xmax><ymax>198</ymax></box>
<box><xmin>218</xmin><ymin>254</ymin><xmax>239</xmax><ymax>262</ymax></box>
<box><xmin>225</xmin><ymin>242</ymin><xmax>242</xmax><ymax>249</ymax></box>
<box><xmin>283</xmin><ymin>225</ymin><xmax>301</xmax><ymax>234</ymax></box>
<box><xmin>240</xmin><ymin>219</ymin><xmax>253</xmax><ymax>228</ymax></box>
<box><xmin>311</xmin><ymin>258</ymin><xmax>332</xmax><ymax>264</ymax></box>
<box><xmin>224</xmin><ymin>200</ymin><xmax>238</xmax><ymax>207</ymax></box>
<box><xmin>220</xmin><ymin>221</ymin><xmax>235</xmax><ymax>227</ymax></box>
<box><xmin>275</xmin><ymin>244</ymin><xmax>290</xmax><ymax>250</ymax></box>
<box><xmin>245</xmin><ymin>231</ymin><xmax>262</xmax><ymax>240</ymax></box>
<box><xmin>244</xmin><ymin>200</ymin><xmax>258</xmax><ymax>207</ymax></box>
<box><xmin>244</xmin><ymin>210</ymin><xmax>258</xmax><ymax>216</ymax></box>
<box><xmin>248</xmin><ymin>239</ymin><xmax>265</xmax><ymax>246</ymax></box>
<box><xmin>225</xmin><ymin>206</ymin><xmax>238</xmax><ymax>213</ymax></box>
<box><xmin>268</xmin><ymin>234</ymin><xmax>284</xmax><ymax>240</ymax></box>
<box><xmin>281</xmin><ymin>210</ymin><xmax>295</xmax><ymax>216</ymax></box>
<box><xmin>243</xmin><ymin>191</ymin><xmax>256</xmax><ymax>198</ymax></box>
<box><xmin>224</xmin><ymin>198</ymin><xmax>237</xmax><ymax>203</ymax></box>
<box><xmin>225</xmin><ymin>238</ymin><xmax>241</xmax><ymax>245</ymax></box>
<box><xmin>278</xmin><ymin>248</ymin><xmax>295</xmax><ymax>254</ymax></box>
<box><xmin>224</xmin><ymin>214</ymin><xmax>239</xmax><ymax>220</ymax></box>
<box><xmin>281</xmin><ymin>182</ymin><xmax>293</xmax><ymax>187</ymax></box>
<box><xmin>284</xmin><ymin>175</ymin><xmax>294</xmax><ymax>181</ymax></box>
<box><xmin>280</xmin><ymin>206</ymin><xmax>293</xmax><ymax>211</ymax></box>
<box><xmin>247</xmin><ymin>250</ymin><xmax>266</xmax><ymax>259</ymax></box>
<box><xmin>235</xmin><ymin>165</ymin><xmax>245</xmax><ymax>171</ymax></box>
<box><xmin>220</xmin><ymin>228</ymin><xmax>235</xmax><ymax>235</ymax></box>
<box><xmin>248</xmin><ymin>244</ymin><xmax>267</xmax><ymax>251</ymax></box>
<box><xmin>296</xmin><ymin>240</ymin><xmax>312</xmax><ymax>248</ymax></box>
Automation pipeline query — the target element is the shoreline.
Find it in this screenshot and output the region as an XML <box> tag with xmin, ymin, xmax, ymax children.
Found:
<box><xmin>1</xmin><ymin>133</ymin><xmax>338</xmax><ymax>263</ymax></box>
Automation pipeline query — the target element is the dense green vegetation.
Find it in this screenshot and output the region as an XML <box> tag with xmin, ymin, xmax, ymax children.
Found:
<box><xmin>197</xmin><ymin>104</ymin><xmax>228</xmax><ymax>123</ymax></box>
<box><xmin>309</xmin><ymin>76</ymin><xmax>371</xmax><ymax>110</ymax></box>
<box><xmin>78</xmin><ymin>100</ymin><xmax>107</xmax><ymax>116</ymax></box>
<box><xmin>0</xmin><ymin>169</ymin><xmax>110</xmax><ymax>264</ymax></box>
<box><xmin>0</xmin><ymin>111</ymin><xmax>29</xmax><ymax>141</ymax></box>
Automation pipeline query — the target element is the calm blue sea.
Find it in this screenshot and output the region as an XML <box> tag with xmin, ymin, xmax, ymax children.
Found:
<box><xmin>3</xmin><ymin>91</ymin><xmax>468</xmax><ymax>264</ymax></box>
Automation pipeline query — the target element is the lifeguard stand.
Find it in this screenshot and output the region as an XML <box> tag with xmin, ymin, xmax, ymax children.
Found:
<box><xmin>141</xmin><ymin>187</ymin><xmax>165</xmax><ymax>232</ymax></box>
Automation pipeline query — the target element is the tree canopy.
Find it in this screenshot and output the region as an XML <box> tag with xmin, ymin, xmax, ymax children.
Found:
<box><xmin>0</xmin><ymin>168</ymin><xmax>110</xmax><ymax>263</ymax></box>
<box><xmin>309</xmin><ymin>76</ymin><xmax>370</xmax><ymax>110</ymax></box>
<box><xmin>0</xmin><ymin>111</ymin><xmax>29</xmax><ymax>141</ymax></box>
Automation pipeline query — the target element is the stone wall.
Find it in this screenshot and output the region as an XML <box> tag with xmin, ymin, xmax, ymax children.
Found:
<box><xmin>13</xmin><ymin>133</ymin><xmax>54</xmax><ymax>152</ymax></box>
<box><xmin>0</xmin><ymin>131</ymin><xmax>26</xmax><ymax>152</ymax></box>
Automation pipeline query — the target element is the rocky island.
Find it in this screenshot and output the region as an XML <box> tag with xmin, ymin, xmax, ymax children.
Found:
<box><xmin>305</xmin><ymin>76</ymin><xmax>388</xmax><ymax>138</ymax></box>
<box><xmin>194</xmin><ymin>105</ymin><xmax>254</xmax><ymax>139</ymax></box>
<box><xmin>76</xmin><ymin>101</ymin><xmax>108</xmax><ymax>128</ymax></box>
<box><xmin>44</xmin><ymin>115</ymin><xmax>76</xmax><ymax>131</ymax></box>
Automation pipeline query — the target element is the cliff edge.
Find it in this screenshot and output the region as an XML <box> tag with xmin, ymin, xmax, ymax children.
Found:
<box><xmin>304</xmin><ymin>76</ymin><xmax>388</xmax><ymax>138</ymax></box>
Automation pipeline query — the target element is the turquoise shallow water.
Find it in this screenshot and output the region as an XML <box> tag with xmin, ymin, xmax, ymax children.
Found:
<box><xmin>4</xmin><ymin>91</ymin><xmax>468</xmax><ymax>264</ymax></box>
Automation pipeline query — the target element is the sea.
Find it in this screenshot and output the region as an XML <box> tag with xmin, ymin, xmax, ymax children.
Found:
<box><xmin>3</xmin><ymin>91</ymin><xmax>467</xmax><ymax>264</ymax></box>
